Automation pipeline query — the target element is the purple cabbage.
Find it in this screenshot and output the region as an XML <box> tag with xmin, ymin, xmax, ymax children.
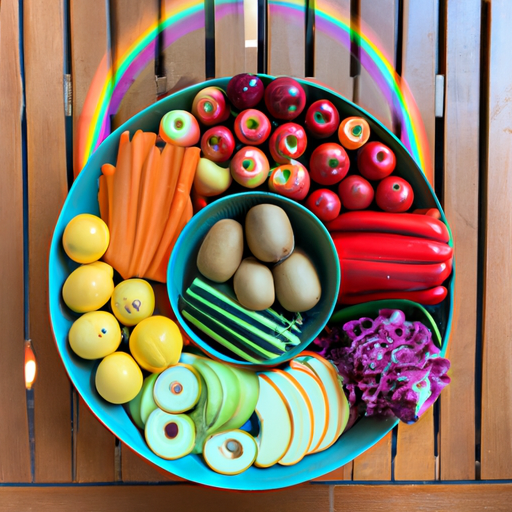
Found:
<box><xmin>314</xmin><ymin>309</ymin><xmax>451</xmax><ymax>424</ymax></box>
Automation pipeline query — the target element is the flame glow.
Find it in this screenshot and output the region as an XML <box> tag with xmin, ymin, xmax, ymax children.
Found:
<box><xmin>24</xmin><ymin>340</ymin><xmax>37</xmax><ymax>390</ymax></box>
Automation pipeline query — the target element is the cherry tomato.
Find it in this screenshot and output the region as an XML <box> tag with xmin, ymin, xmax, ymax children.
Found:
<box><xmin>357</xmin><ymin>141</ymin><xmax>396</xmax><ymax>181</ymax></box>
<box><xmin>268</xmin><ymin>162</ymin><xmax>311</xmax><ymax>200</ymax></box>
<box><xmin>200</xmin><ymin>126</ymin><xmax>235</xmax><ymax>162</ymax></box>
<box><xmin>338</xmin><ymin>116</ymin><xmax>371</xmax><ymax>150</ymax></box>
<box><xmin>338</xmin><ymin>175</ymin><xmax>374</xmax><ymax>210</ymax></box>
<box><xmin>234</xmin><ymin>109</ymin><xmax>271</xmax><ymax>146</ymax></box>
<box><xmin>309</xmin><ymin>142</ymin><xmax>350</xmax><ymax>186</ymax></box>
<box><xmin>268</xmin><ymin>123</ymin><xmax>307</xmax><ymax>163</ymax></box>
<box><xmin>375</xmin><ymin>176</ymin><xmax>414</xmax><ymax>212</ymax></box>
<box><xmin>305</xmin><ymin>189</ymin><xmax>341</xmax><ymax>222</ymax></box>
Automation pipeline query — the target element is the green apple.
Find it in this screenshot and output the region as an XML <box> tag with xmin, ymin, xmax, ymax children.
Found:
<box><xmin>292</xmin><ymin>353</ymin><xmax>350</xmax><ymax>452</ymax></box>
<box><xmin>139</xmin><ymin>372</ymin><xmax>159</xmax><ymax>425</ymax></box>
<box><xmin>193</xmin><ymin>157</ymin><xmax>232</xmax><ymax>197</ymax></box>
<box><xmin>145</xmin><ymin>409</ymin><xmax>196</xmax><ymax>460</ymax></box>
<box><xmin>153</xmin><ymin>363</ymin><xmax>202</xmax><ymax>414</ymax></box>
<box><xmin>127</xmin><ymin>384</ymin><xmax>144</xmax><ymax>430</ymax></box>
<box><xmin>284</xmin><ymin>365</ymin><xmax>329</xmax><ymax>454</ymax></box>
<box><xmin>263</xmin><ymin>369</ymin><xmax>313</xmax><ymax>466</ymax></box>
<box><xmin>254</xmin><ymin>374</ymin><xmax>292</xmax><ymax>468</ymax></box>
<box><xmin>203</xmin><ymin>430</ymin><xmax>258</xmax><ymax>475</ymax></box>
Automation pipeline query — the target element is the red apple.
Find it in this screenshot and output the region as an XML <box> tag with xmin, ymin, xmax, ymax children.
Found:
<box><xmin>304</xmin><ymin>100</ymin><xmax>340</xmax><ymax>138</ymax></box>
<box><xmin>309</xmin><ymin>142</ymin><xmax>350</xmax><ymax>186</ymax></box>
<box><xmin>226</xmin><ymin>73</ymin><xmax>265</xmax><ymax>110</ymax></box>
<box><xmin>191</xmin><ymin>86</ymin><xmax>230</xmax><ymax>126</ymax></box>
<box><xmin>234</xmin><ymin>109</ymin><xmax>271</xmax><ymax>146</ymax></box>
<box><xmin>357</xmin><ymin>141</ymin><xmax>396</xmax><ymax>181</ymax></box>
<box><xmin>338</xmin><ymin>175</ymin><xmax>374</xmax><ymax>210</ymax></box>
<box><xmin>200</xmin><ymin>126</ymin><xmax>235</xmax><ymax>162</ymax></box>
<box><xmin>268</xmin><ymin>162</ymin><xmax>310</xmax><ymax>200</ymax></box>
<box><xmin>230</xmin><ymin>146</ymin><xmax>270</xmax><ymax>189</ymax></box>
<box><xmin>268</xmin><ymin>123</ymin><xmax>307</xmax><ymax>164</ymax></box>
<box><xmin>375</xmin><ymin>176</ymin><xmax>414</xmax><ymax>212</ymax></box>
<box><xmin>264</xmin><ymin>77</ymin><xmax>307</xmax><ymax>120</ymax></box>
<box><xmin>305</xmin><ymin>189</ymin><xmax>341</xmax><ymax>222</ymax></box>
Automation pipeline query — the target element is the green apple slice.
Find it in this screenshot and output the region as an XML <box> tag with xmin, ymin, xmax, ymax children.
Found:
<box><xmin>284</xmin><ymin>365</ymin><xmax>329</xmax><ymax>454</ymax></box>
<box><xmin>292</xmin><ymin>352</ymin><xmax>350</xmax><ymax>452</ymax></box>
<box><xmin>263</xmin><ymin>369</ymin><xmax>314</xmax><ymax>465</ymax></box>
<box><xmin>254</xmin><ymin>374</ymin><xmax>292</xmax><ymax>468</ymax></box>
<box><xmin>216</xmin><ymin>366</ymin><xmax>259</xmax><ymax>433</ymax></box>
<box><xmin>145</xmin><ymin>409</ymin><xmax>195</xmax><ymax>460</ymax></box>
<box><xmin>201</xmin><ymin>358</ymin><xmax>241</xmax><ymax>434</ymax></box>
<box><xmin>153</xmin><ymin>363</ymin><xmax>202</xmax><ymax>414</ymax></box>
<box><xmin>203</xmin><ymin>430</ymin><xmax>258</xmax><ymax>475</ymax></box>
<box><xmin>139</xmin><ymin>372</ymin><xmax>159</xmax><ymax>425</ymax></box>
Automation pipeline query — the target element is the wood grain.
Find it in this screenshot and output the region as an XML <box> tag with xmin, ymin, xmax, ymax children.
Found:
<box><xmin>357</xmin><ymin>0</ymin><xmax>397</xmax><ymax>131</ymax></box>
<box><xmin>0</xmin><ymin>0</ymin><xmax>32</xmax><ymax>483</ymax></box>
<box><xmin>110</xmin><ymin>0</ymin><xmax>158</xmax><ymax>129</ymax></box>
<box><xmin>401</xmin><ymin>0</ymin><xmax>438</xmax><ymax>177</ymax></box>
<box><xmin>24</xmin><ymin>0</ymin><xmax>73</xmax><ymax>483</ymax></box>
<box><xmin>70</xmin><ymin>0</ymin><xmax>110</xmax><ymax>177</ymax></box>
<box><xmin>121</xmin><ymin>444</ymin><xmax>179</xmax><ymax>482</ymax></box>
<box><xmin>267</xmin><ymin>0</ymin><xmax>306</xmax><ymax>77</ymax></box>
<box><xmin>440</xmin><ymin>0</ymin><xmax>480</xmax><ymax>481</ymax></box>
<box><xmin>394</xmin><ymin>407</ymin><xmax>436</xmax><ymax>481</ymax></box>
<box><xmin>160</xmin><ymin>0</ymin><xmax>206</xmax><ymax>95</ymax></box>
<box><xmin>215</xmin><ymin>0</ymin><xmax>245</xmax><ymax>77</ymax></box>
<box><xmin>353</xmin><ymin>432</ymin><xmax>392</xmax><ymax>481</ymax></box>
<box><xmin>481</xmin><ymin>0</ymin><xmax>512</xmax><ymax>480</ymax></box>
<box><xmin>313</xmin><ymin>0</ymin><xmax>353</xmax><ymax>99</ymax></box>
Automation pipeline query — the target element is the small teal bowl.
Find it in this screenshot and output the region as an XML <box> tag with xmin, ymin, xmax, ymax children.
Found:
<box><xmin>168</xmin><ymin>191</ymin><xmax>340</xmax><ymax>367</ymax></box>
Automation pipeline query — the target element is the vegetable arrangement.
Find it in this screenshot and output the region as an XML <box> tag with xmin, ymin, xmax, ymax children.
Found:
<box><xmin>55</xmin><ymin>73</ymin><xmax>454</xmax><ymax>479</ymax></box>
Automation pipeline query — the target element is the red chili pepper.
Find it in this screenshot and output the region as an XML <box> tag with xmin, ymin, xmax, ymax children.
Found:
<box><xmin>339</xmin><ymin>286</ymin><xmax>448</xmax><ymax>305</ymax></box>
<box><xmin>339</xmin><ymin>258</ymin><xmax>453</xmax><ymax>295</ymax></box>
<box><xmin>325</xmin><ymin>210</ymin><xmax>450</xmax><ymax>243</ymax></box>
<box><xmin>331</xmin><ymin>231</ymin><xmax>453</xmax><ymax>263</ymax></box>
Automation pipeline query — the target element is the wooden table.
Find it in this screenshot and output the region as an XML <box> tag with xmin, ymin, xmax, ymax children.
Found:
<box><xmin>2</xmin><ymin>0</ymin><xmax>511</xmax><ymax>509</ymax></box>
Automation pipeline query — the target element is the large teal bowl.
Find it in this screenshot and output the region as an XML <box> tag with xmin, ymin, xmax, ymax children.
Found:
<box><xmin>48</xmin><ymin>75</ymin><xmax>453</xmax><ymax>490</ymax></box>
<box><xmin>168</xmin><ymin>191</ymin><xmax>340</xmax><ymax>367</ymax></box>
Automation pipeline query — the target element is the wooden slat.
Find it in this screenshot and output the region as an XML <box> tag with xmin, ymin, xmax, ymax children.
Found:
<box><xmin>394</xmin><ymin>408</ymin><xmax>436</xmax><ymax>481</ymax></box>
<box><xmin>267</xmin><ymin>0</ymin><xmax>306</xmax><ymax>77</ymax></box>
<box><xmin>110</xmin><ymin>0</ymin><xmax>158</xmax><ymax>129</ymax></box>
<box><xmin>313</xmin><ymin>0</ymin><xmax>353</xmax><ymax>100</ymax></box>
<box><xmin>0</xmin><ymin>0</ymin><xmax>32</xmax><ymax>483</ymax></box>
<box><xmin>440</xmin><ymin>0</ymin><xmax>480</xmax><ymax>481</ymax></box>
<box><xmin>121</xmin><ymin>444</ymin><xmax>178</xmax><ymax>482</ymax></box>
<box><xmin>244</xmin><ymin>0</ymin><xmax>258</xmax><ymax>74</ymax></box>
<box><xmin>401</xmin><ymin>0</ymin><xmax>437</xmax><ymax>174</ymax></box>
<box><xmin>481</xmin><ymin>0</ymin><xmax>512</xmax><ymax>480</ymax></box>
<box><xmin>314</xmin><ymin>462</ymin><xmax>353</xmax><ymax>482</ymax></box>
<box><xmin>70</xmin><ymin>0</ymin><xmax>110</xmax><ymax>178</ymax></box>
<box><xmin>353</xmin><ymin>432</ymin><xmax>392</xmax><ymax>481</ymax></box>
<box><xmin>215</xmin><ymin>0</ymin><xmax>245</xmax><ymax>78</ymax></box>
<box><xmin>24</xmin><ymin>0</ymin><xmax>72</xmax><ymax>482</ymax></box>
<box><xmin>356</xmin><ymin>0</ymin><xmax>397</xmax><ymax>131</ymax></box>
<box><xmin>160</xmin><ymin>0</ymin><xmax>206</xmax><ymax>95</ymax></box>
<box><xmin>392</xmin><ymin>0</ymin><xmax>438</xmax><ymax>474</ymax></box>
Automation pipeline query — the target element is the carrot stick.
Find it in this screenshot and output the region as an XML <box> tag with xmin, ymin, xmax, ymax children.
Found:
<box><xmin>102</xmin><ymin>131</ymin><xmax>133</xmax><ymax>278</ymax></box>
<box><xmin>135</xmin><ymin>143</ymin><xmax>185</xmax><ymax>278</ymax></box>
<box><xmin>147</xmin><ymin>195</ymin><xmax>194</xmax><ymax>282</ymax></box>
<box><xmin>145</xmin><ymin>146</ymin><xmax>200</xmax><ymax>282</ymax></box>
<box><xmin>128</xmin><ymin>145</ymin><xmax>162</xmax><ymax>278</ymax></box>
<box><xmin>100</xmin><ymin>163</ymin><xmax>116</xmax><ymax>229</ymax></box>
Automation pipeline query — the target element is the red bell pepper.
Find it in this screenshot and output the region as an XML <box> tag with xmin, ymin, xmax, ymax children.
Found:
<box><xmin>339</xmin><ymin>286</ymin><xmax>448</xmax><ymax>306</ymax></box>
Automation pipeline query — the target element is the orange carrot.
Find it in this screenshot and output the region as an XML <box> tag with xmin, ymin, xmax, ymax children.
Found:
<box><xmin>128</xmin><ymin>145</ymin><xmax>162</xmax><ymax>278</ymax></box>
<box><xmin>102</xmin><ymin>131</ymin><xmax>133</xmax><ymax>278</ymax></box>
<box><xmin>148</xmin><ymin>195</ymin><xmax>194</xmax><ymax>283</ymax></box>
<box><xmin>100</xmin><ymin>163</ymin><xmax>116</xmax><ymax>229</ymax></box>
<box><xmin>145</xmin><ymin>146</ymin><xmax>200</xmax><ymax>282</ymax></box>
<box><xmin>135</xmin><ymin>143</ymin><xmax>185</xmax><ymax>278</ymax></box>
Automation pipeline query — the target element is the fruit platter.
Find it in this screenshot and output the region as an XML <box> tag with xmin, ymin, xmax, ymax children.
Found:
<box><xmin>48</xmin><ymin>74</ymin><xmax>453</xmax><ymax>490</ymax></box>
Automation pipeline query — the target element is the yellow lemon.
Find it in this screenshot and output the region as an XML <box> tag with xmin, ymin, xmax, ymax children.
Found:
<box><xmin>69</xmin><ymin>311</ymin><xmax>122</xmax><ymax>360</ymax></box>
<box><xmin>95</xmin><ymin>352</ymin><xmax>143</xmax><ymax>404</ymax></box>
<box><xmin>62</xmin><ymin>214</ymin><xmax>110</xmax><ymax>264</ymax></box>
<box><xmin>62</xmin><ymin>262</ymin><xmax>114</xmax><ymax>313</ymax></box>
<box><xmin>129</xmin><ymin>315</ymin><xmax>183</xmax><ymax>373</ymax></box>
<box><xmin>111</xmin><ymin>279</ymin><xmax>155</xmax><ymax>327</ymax></box>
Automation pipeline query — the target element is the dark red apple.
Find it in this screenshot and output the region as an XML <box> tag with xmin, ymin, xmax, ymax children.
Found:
<box><xmin>226</xmin><ymin>73</ymin><xmax>265</xmax><ymax>110</ymax></box>
<box><xmin>264</xmin><ymin>77</ymin><xmax>306</xmax><ymax>120</ymax></box>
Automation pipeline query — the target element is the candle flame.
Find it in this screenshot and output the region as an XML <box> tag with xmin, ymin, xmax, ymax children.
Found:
<box><xmin>24</xmin><ymin>340</ymin><xmax>37</xmax><ymax>390</ymax></box>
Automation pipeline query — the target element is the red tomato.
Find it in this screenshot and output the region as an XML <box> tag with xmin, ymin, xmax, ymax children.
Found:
<box><xmin>305</xmin><ymin>189</ymin><xmax>341</xmax><ymax>222</ymax></box>
<box><xmin>357</xmin><ymin>141</ymin><xmax>396</xmax><ymax>181</ymax></box>
<box><xmin>309</xmin><ymin>142</ymin><xmax>350</xmax><ymax>186</ymax></box>
<box><xmin>375</xmin><ymin>176</ymin><xmax>414</xmax><ymax>212</ymax></box>
<box><xmin>338</xmin><ymin>175</ymin><xmax>374</xmax><ymax>210</ymax></box>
